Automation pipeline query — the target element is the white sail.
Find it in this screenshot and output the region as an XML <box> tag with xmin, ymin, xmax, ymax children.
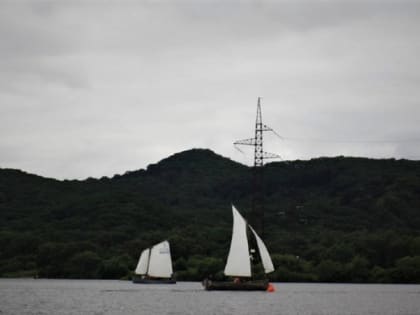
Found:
<box><xmin>147</xmin><ymin>240</ymin><xmax>173</xmax><ymax>278</ymax></box>
<box><xmin>249</xmin><ymin>225</ymin><xmax>275</xmax><ymax>274</ymax></box>
<box><xmin>134</xmin><ymin>248</ymin><xmax>150</xmax><ymax>275</ymax></box>
<box><xmin>224</xmin><ymin>205</ymin><xmax>252</xmax><ymax>277</ymax></box>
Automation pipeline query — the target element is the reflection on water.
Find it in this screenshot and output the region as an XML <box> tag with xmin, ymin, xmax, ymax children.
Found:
<box><xmin>1</xmin><ymin>279</ymin><xmax>420</xmax><ymax>315</ymax></box>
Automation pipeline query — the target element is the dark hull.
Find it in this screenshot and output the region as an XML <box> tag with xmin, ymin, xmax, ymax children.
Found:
<box><xmin>203</xmin><ymin>279</ymin><xmax>268</xmax><ymax>291</ymax></box>
<box><xmin>132</xmin><ymin>277</ymin><xmax>176</xmax><ymax>284</ymax></box>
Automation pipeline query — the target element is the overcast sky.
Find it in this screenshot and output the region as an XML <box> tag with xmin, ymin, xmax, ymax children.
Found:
<box><xmin>1</xmin><ymin>0</ymin><xmax>419</xmax><ymax>179</ymax></box>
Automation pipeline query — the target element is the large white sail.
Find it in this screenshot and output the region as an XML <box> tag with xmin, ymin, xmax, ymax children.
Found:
<box><xmin>134</xmin><ymin>248</ymin><xmax>150</xmax><ymax>275</ymax></box>
<box><xmin>249</xmin><ymin>225</ymin><xmax>275</xmax><ymax>274</ymax></box>
<box><xmin>147</xmin><ymin>240</ymin><xmax>173</xmax><ymax>278</ymax></box>
<box><xmin>224</xmin><ymin>205</ymin><xmax>252</xmax><ymax>277</ymax></box>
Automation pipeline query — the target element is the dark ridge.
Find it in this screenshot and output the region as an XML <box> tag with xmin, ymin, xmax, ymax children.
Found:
<box><xmin>1</xmin><ymin>149</ymin><xmax>420</xmax><ymax>283</ymax></box>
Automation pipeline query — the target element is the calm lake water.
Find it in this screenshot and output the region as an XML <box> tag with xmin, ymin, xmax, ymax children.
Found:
<box><xmin>1</xmin><ymin>279</ymin><xmax>420</xmax><ymax>315</ymax></box>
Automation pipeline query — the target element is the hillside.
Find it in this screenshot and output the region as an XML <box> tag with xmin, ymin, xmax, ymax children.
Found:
<box><xmin>1</xmin><ymin>148</ymin><xmax>420</xmax><ymax>282</ymax></box>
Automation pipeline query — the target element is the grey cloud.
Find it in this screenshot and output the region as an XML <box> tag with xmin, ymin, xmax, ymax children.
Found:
<box><xmin>1</xmin><ymin>0</ymin><xmax>420</xmax><ymax>179</ymax></box>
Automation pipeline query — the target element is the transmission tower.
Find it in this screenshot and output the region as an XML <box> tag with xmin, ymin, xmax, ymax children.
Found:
<box><xmin>234</xmin><ymin>97</ymin><xmax>281</xmax><ymax>237</ymax></box>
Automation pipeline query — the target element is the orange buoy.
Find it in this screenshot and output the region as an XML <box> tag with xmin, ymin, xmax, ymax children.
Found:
<box><xmin>267</xmin><ymin>283</ymin><xmax>276</xmax><ymax>292</ymax></box>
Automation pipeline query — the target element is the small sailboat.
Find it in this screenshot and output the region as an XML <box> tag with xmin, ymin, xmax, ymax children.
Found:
<box><xmin>132</xmin><ymin>240</ymin><xmax>176</xmax><ymax>284</ymax></box>
<box><xmin>203</xmin><ymin>205</ymin><xmax>274</xmax><ymax>290</ymax></box>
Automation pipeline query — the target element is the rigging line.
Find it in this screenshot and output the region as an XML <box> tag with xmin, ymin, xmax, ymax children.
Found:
<box><xmin>281</xmin><ymin>137</ymin><xmax>420</xmax><ymax>144</ymax></box>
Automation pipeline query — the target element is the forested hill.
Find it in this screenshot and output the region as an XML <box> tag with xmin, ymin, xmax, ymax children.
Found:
<box><xmin>1</xmin><ymin>148</ymin><xmax>420</xmax><ymax>283</ymax></box>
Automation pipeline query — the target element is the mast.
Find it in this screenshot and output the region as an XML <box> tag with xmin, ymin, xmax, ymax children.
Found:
<box><xmin>234</xmin><ymin>97</ymin><xmax>281</xmax><ymax>237</ymax></box>
<box><xmin>146</xmin><ymin>247</ymin><xmax>151</xmax><ymax>276</ymax></box>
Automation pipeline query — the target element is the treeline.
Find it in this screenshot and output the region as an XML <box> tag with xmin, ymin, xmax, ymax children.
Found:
<box><xmin>1</xmin><ymin>149</ymin><xmax>420</xmax><ymax>283</ymax></box>
<box><xmin>1</xmin><ymin>229</ymin><xmax>419</xmax><ymax>283</ymax></box>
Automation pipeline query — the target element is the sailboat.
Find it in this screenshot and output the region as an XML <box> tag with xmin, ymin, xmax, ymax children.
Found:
<box><xmin>203</xmin><ymin>205</ymin><xmax>275</xmax><ymax>291</ymax></box>
<box><xmin>132</xmin><ymin>240</ymin><xmax>176</xmax><ymax>284</ymax></box>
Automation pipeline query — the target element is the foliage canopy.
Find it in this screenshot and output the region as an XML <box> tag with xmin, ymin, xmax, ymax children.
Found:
<box><xmin>1</xmin><ymin>149</ymin><xmax>420</xmax><ymax>282</ymax></box>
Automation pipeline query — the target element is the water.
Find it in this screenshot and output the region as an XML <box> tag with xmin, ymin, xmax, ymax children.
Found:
<box><xmin>1</xmin><ymin>279</ymin><xmax>420</xmax><ymax>315</ymax></box>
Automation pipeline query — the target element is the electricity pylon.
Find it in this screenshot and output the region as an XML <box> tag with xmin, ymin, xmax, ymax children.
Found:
<box><xmin>234</xmin><ymin>97</ymin><xmax>281</xmax><ymax>237</ymax></box>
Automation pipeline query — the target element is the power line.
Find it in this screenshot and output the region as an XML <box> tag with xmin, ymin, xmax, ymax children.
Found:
<box><xmin>280</xmin><ymin>136</ymin><xmax>420</xmax><ymax>144</ymax></box>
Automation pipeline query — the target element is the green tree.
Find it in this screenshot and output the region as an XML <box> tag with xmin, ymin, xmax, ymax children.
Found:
<box><xmin>347</xmin><ymin>256</ymin><xmax>369</xmax><ymax>282</ymax></box>
<box><xmin>66</xmin><ymin>251</ymin><xmax>101</xmax><ymax>279</ymax></box>
<box><xmin>393</xmin><ymin>256</ymin><xmax>420</xmax><ymax>283</ymax></box>
<box><xmin>317</xmin><ymin>260</ymin><xmax>346</xmax><ymax>282</ymax></box>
